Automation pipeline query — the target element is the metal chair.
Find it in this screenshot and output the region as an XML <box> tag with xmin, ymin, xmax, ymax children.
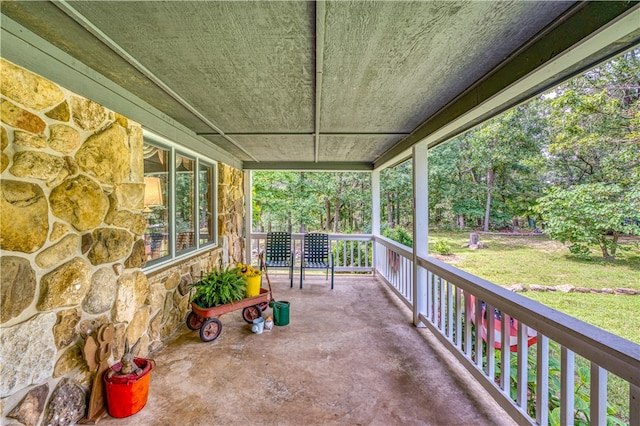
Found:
<box><xmin>300</xmin><ymin>233</ymin><xmax>334</xmax><ymax>289</ymax></box>
<box><xmin>261</xmin><ymin>232</ymin><xmax>294</xmax><ymax>287</ymax></box>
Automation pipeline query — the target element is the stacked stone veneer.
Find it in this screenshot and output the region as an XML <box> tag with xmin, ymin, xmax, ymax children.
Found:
<box><xmin>0</xmin><ymin>59</ymin><xmax>245</xmax><ymax>425</ymax></box>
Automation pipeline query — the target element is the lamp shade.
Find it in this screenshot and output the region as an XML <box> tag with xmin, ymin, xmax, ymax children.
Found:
<box><xmin>144</xmin><ymin>177</ymin><xmax>163</xmax><ymax>208</ymax></box>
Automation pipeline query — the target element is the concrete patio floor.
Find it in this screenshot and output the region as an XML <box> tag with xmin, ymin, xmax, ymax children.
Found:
<box><xmin>101</xmin><ymin>273</ymin><xmax>516</xmax><ymax>426</ymax></box>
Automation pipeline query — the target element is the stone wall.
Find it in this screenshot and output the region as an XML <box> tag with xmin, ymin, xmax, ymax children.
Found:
<box><xmin>0</xmin><ymin>59</ymin><xmax>245</xmax><ymax>425</ymax></box>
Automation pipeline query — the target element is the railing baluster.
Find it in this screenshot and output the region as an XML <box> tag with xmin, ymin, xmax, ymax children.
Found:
<box><xmin>464</xmin><ymin>292</ymin><xmax>472</xmax><ymax>358</ymax></box>
<box><xmin>447</xmin><ymin>281</ymin><xmax>453</xmax><ymax>340</ymax></box>
<box><xmin>590</xmin><ymin>363</ymin><xmax>607</xmax><ymax>425</ymax></box>
<box><xmin>631</xmin><ymin>383</ymin><xmax>640</xmax><ymax>426</ymax></box>
<box><xmin>455</xmin><ymin>287</ymin><xmax>462</xmax><ymax>349</ymax></box>
<box><xmin>536</xmin><ymin>335</ymin><xmax>549</xmax><ymax>426</ymax></box>
<box><xmin>500</xmin><ymin>313</ymin><xmax>510</xmax><ymax>393</ymax></box>
<box><xmin>474</xmin><ymin>297</ymin><xmax>483</xmax><ymax>368</ymax></box>
<box><xmin>517</xmin><ymin>322</ymin><xmax>528</xmax><ymax>409</ymax></box>
<box><xmin>431</xmin><ymin>272</ymin><xmax>437</xmax><ymax>323</ymax></box>
<box><xmin>439</xmin><ymin>276</ymin><xmax>445</xmax><ymax>331</ymax></box>
<box><xmin>426</xmin><ymin>270</ymin><xmax>433</xmax><ymax>322</ymax></box>
<box><xmin>350</xmin><ymin>241</ymin><xmax>354</xmax><ymax>267</ymax></box>
<box><xmin>486</xmin><ymin>303</ymin><xmax>495</xmax><ymax>379</ymax></box>
<box><xmin>560</xmin><ymin>346</ymin><xmax>575</xmax><ymax>426</ymax></box>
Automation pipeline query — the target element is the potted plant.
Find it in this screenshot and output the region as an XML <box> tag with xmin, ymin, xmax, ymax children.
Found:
<box><xmin>236</xmin><ymin>263</ymin><xmax>262</xmax><ymax>297</ymax></box>
<box><xmin>104</xmin><ymin>339</ymin><xmax>155</xmax><ymax>419</ymax></box>
<box><xmin>190</xmin><ymin>265</ymin><xmax>247</xmax><ymax>309</ymax></box>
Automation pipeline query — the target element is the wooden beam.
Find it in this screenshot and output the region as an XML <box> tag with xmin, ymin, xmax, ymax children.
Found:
<box><xmin>242</xmin><ymin>161</ymin><xmax>372</xmax><ymax>171</ymax></box>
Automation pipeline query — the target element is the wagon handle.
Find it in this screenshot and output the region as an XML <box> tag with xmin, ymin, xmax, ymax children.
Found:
<box><xmin>258</xmin><ymin>253</ymin><xmax>274</xmax><ymax>303</ymax></box>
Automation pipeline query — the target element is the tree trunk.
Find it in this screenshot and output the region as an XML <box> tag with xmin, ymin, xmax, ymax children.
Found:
<box><xmin>333</xmin><ymin>198</ymin><xmax>341</xmax><ymax>233</ymax></box>
<box><xmin>386</xmin><ymin>193</ymin><xmax>394</xmax><ymax>228</ymax></box>
<box><xmin>469</xmin><ymin>232</ymin><xmax>479</xmax><ymax>246</ymax></box>
<box><xmin>325</xmin><ymin>199</ymin><xmax>332</xmax><ymax>230</ymax></box>
<box><xmin>483</xmin><ymin>169</ymin><xmax>495</xmax><ymax>232</ymax></box>
<box><xmin>512</xmin><ymin>217</ymin><xmax>519</xmax><ymax>233</ymax></box>
<box><xmin>457</xmin><ymin>214</ymin><xmax>465</xmax><ymax>229</ymax></box>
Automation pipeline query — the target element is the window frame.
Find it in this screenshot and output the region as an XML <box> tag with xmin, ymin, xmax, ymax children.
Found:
<box><xmin>143</xmin><ymin>130</ymin><xmax>218</xmax><ymax>272</ymax></box>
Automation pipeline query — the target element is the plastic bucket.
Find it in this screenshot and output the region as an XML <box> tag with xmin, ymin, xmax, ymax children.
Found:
<box><xmin>245</xmin><ymin>275</ymin><xmax>261</xmax><ymax>297</ymax></box>
<box><xmin>104</xmin><ymin>358</ymin><xmax>154</xmax><ymax>418</ymax></box>
<box><xmin>271</xmin><ymin>301</ymin><xmax>290</xmax><ymax>326</ymax></box>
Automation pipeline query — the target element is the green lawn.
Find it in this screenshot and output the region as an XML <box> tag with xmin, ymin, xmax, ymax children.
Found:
<box><xmin>429</xmin><ymin>231</ymin><xmax>640</xmax><ymax>343</ymax></box>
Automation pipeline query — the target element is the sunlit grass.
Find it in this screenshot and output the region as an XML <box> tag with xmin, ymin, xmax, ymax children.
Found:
<box><xmin>526</xmin><ymin>292</ymin><xmax>640</xmax><ymax>344</ymax></box>
<box><xmin>429</xmin><ymin>231</ymin><xmax>640</xmax><ymax>343</ymax></box>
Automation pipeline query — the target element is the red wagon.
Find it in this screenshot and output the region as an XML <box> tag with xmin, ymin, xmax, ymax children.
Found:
<box><xmin>185</xmin><ymin>260</ymin><xmax>274</xmax><ymax>342</ymax></box>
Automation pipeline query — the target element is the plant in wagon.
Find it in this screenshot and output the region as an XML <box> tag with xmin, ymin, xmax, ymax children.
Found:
<box><xmin>190</xmin><ymin>266</ymin><xmax>247</xmax><ymax>308</ymax></box>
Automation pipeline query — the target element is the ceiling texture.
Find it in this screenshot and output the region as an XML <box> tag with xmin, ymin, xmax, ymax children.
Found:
<box><xmin>2</xmin><ymin>1</ymin><xmax>639</xmax><ymax>170</ymax></box>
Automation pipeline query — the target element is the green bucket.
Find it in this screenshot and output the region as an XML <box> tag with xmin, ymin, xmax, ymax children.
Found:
<box><xmin>270</xmin><ymin>301</ymin><xmax>290</xmax><ymax>326</ymax></box>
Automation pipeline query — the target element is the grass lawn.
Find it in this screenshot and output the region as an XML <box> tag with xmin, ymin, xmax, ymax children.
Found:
<box><xmin>429</xmin><ymin>231</ymin><xmax>640</xmax><ymax>343</ymax></box>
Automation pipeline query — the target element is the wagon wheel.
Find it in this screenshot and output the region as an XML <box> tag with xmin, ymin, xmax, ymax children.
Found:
<box><xmin>242</xmin><ymin>305</ymin><xmax>262</xmax><ymax>323</ymax></box>
<box><xmin>258</xmin><ymin>302</ymin><xmax>269</xmax><ymax>312</ymax></box>
<box><xmin>199</xmin><ymin>318</ymin><xmax>222</xmax><ymax>342</ymax></box>
<box><xmin>186</xmin><ymin>311</ymin><xmax>203</xmax><ymax>330</ymax></box>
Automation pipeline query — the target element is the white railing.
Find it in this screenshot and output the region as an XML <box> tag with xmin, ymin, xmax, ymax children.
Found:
<box><xmin>248</xmin><ymin>232</ymin><xmax>640</xmax><ymax>425</ymax></box>
<box><xmin>374</xmin><ymin>236</ymin><xmax>413</xmax><ymax>307</ymax></box>
<box><xmin>372</xmin><ymin>235</ymin><xmax>640</xmax><ymax>426</ymax></box>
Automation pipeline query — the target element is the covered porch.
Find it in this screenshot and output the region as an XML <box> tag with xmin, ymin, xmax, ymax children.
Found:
<box><xmin>1</xmin><ymin>2</ymin><xmax>639</xmax><ymax>425</ymax></box>
<box><xmin>100</xmin><ymin>273</ymin><xmax>514</xmax><ymax>426</ymax></box>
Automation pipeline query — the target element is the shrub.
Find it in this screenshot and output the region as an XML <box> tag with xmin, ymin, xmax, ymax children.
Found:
<box><xmin>432</xmin><ymin>239</ymin><xmax>452</xmax><ymax>255</ymax></box>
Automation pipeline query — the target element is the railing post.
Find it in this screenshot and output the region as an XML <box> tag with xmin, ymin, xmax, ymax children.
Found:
<box><xmin>372</xmin><ymin>170</ymin><xmax>380</xmax><ymax>275</ymax></box>
<box><xmin>412</xmin><ymin>142</ymin><xmax>428</xmax><ymax>327</ymax></box>
<box><xmin>244</xmin><ymin>170</ymin><xmax>252</xmax><ymax>265</ymax></box>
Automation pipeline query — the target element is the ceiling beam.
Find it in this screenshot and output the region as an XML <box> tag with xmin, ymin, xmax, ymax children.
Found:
<box><xmin>314</xmin><ymin>1</ymin><xmax>326</xmax><ymax>163</ymax></box>
<box><xmin>243</xmin><ymin>161</ymin><xmax>373</xmax><ymax>171</ymax></box>
<box><xmin>197</xmin><ymin>132</ymin><xmax>410</xmax><ymax>136</ymax></box>
<box><xmin>374</xmin><ymin>1</ymin><xmax>640</xmax><ymax>170</ymax></box>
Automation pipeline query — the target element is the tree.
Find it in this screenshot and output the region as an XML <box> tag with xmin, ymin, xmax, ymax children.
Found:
<box><xmin>536</xmin><ymin>183</ymin><xmax>640</xmax><ymax>260</ymax></box>
<box><xmin>543</xmin><ymin>49</ymin><xmax>640</xmax><ymax>188</ymax></box>
<box><xmin>251</xmin><ymin>171</ymin><xmax>371</xmax><ymax>233</ymax></box>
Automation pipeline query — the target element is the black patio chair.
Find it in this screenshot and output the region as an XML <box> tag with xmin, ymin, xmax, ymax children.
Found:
<box><xmin>261</xmin><ymin>232</ymin><xmax>294</xmax><ymax>287</ymax></box>
<box><xmin>300</xmin><ymin>233</ymin><xmax>334</xmax><ymax>289</ymax></box>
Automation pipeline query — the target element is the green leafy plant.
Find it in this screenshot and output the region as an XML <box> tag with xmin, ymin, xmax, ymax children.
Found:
<box><xmin>382</xmin><ymin>226</ymin><xmax>413</xmax><ymax>247</ymax></box>
<box><xmin>190</xmin><ymin>266</ymin><xmax>247</xmax><ymax>308</ymax></box>
<box><xmin>490</xmin><ymin>348</ymin><xmax>625</xmax><ymax>425</ymax></box>
<box><xmin>432</xmin><ymin>239</ymin><xmax>452</xmax><ymax>255</ymax></box>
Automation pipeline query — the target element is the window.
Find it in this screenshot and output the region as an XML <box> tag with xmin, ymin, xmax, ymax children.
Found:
<box><xmin>143</xmin><ymin>144</ymin><xmax>170</xmax><ymax>261</ymax></box>
<box><xmin>143</xmin><ymin>131</ymin><xmax>217</xmax><ymax>268</ymax></box>
<box><xmin>175</xmin><ymin>154</ymin><xmax>195</xmax><ymax>253</ymax></box>
<box><xmin>198</xmin><ymin>163</ymin><xmax>215</xmax><ymax>245</ymax></box>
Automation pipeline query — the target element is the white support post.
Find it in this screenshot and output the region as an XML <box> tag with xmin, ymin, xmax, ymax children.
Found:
<box><xmin>372</xmin><ymin>170</ymin><xmax>381</xmax><ymax>274</ymax></box>
<box><xmin>413</xmin><ymin>142</ymin><xmax>428</xmax><ymax>327</ymax></box>
<box><xmin>244</xmin><ymin>170</ymin><xmax>253</xmax><ymax>265</ymax></box>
